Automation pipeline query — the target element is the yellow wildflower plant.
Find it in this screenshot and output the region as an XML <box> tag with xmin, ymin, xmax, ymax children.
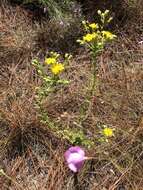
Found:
<box><xmin>103</xmin><ymin>127</ymin><xmax>114</xmax><ymax>137</ymax></box>
<box><xmin>77</xmin><ymin>10</ymin><xmax>117</xmax><ymax>101</ymax></box>
<box><xmin>33</xmin><ymin>52</ymin><xmax>82</xmax><ymax>147</ymax></box>
<box><xmin>76</xmin><ymin>11</ymin><xmax>116</xmax><ymax>142</ymax></box>
<box><xmin>51</xmin><ymin>63</ymin><xmax>64</xmax><ymax>75</ymax></box>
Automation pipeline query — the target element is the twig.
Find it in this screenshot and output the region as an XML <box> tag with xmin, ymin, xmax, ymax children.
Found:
<box><xmin>74</xmin><ymin>173</ymin><xmax>80</xmax><ymax>190</ymax></box>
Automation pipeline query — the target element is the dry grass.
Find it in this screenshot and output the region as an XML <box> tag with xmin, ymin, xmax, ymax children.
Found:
<box><xmin>0</xmin><ymin>1</ymin><xmax>143</xmax><ymax>190</ymax></box>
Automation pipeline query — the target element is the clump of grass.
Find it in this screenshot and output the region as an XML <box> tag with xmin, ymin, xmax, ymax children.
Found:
<box><xmin>8</xmin><ymin>0</ymin><xmax>79</xmax><ymax>21</ymax></box>
<box><xmin>39</xmin><ymin>0</ymin><xmax>74</xmax><ymax>20</ymax></box>
<box><xmin>36</xmin><ymin>15</ymin><xmax>82</xmax><ymax>53</ymax></box>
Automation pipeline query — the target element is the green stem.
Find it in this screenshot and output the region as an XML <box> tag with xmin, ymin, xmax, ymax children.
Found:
<box><xmin>78</xmin><ymin>54</ymin><xmax>97</xmax><ymax>124</ymax></box>
<box><xmin>91</xmin><ymin>54</ymin><xmax>97</xmax><ymax>97</ymax></box>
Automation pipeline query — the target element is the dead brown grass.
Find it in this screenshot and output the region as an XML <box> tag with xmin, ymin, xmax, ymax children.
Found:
<box><xmin>0</xmin><ymin>1</ymin><xmax>143</xmax><ymax>190</ymax></box>
<box><xmin>0</xmin><ymin>3</ymin><xmax>36</xmax><ymax>65</ymax></box>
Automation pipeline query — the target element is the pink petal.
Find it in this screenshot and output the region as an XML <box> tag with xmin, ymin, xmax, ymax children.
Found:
<box><xmin>67</xmin><ymin>153</ymin><xmax>84</xmax><ymax>164</ymax></box>
<box><xmin>68</xmin><ymin>146</ymin><xmax>85</xmax><ymax>157</ymax></box>
<box><xmin>68</xmin><ymin>163</ymin><xmax>77</xmax><ymax>173</ymax></box>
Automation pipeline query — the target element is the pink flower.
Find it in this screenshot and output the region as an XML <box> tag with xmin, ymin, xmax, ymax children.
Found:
<box><xmin>64</xmin><ymin>146</ymin><xmax>86</xmax><ymax>173</ymax></box>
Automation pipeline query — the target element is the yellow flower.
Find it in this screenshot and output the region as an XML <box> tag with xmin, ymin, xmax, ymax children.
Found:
<box><xmin>89</xmin><ymin>23</ymin><xmax>98</xmax><ymax>30</ymax></box>
<box><xmin>83</xmin><ymin>33</ymin><xmax>97</xmax><ymax>42</ymax></box>
<box><xmin>45</xmin><ymin>57</ymin><xmax>56</xmax><ymax>65</ymax></box>
<box><xmin>51</xmin><ymin>63</ymin><xmax>64</xmax><ymax>75</ymax></box>
<box><xmin>102</xmin><ymin>31</ymin><xmax>116</xmax><ymax>40</ymax></box>
<box><xmin>103</xmin><ymin>127</ymin><xmax>113</xmax><ymax>137</ymax></box>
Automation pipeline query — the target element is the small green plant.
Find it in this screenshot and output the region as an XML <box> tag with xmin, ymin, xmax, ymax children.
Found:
<box><xmin>60</xmin><ymin>128</ymin><xmax>94</xmax><ymax>148</ymax></box>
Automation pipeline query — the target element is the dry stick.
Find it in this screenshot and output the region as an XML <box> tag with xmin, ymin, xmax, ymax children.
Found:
<box><xmin>73</xmin><ymin>157</ymin><xmax>96</xmax><ymax>190</ymax></box>
<box><xmin>74</xmin><ymin>173</ymin><xmax>80</xmax><ymax>190</ymax></box>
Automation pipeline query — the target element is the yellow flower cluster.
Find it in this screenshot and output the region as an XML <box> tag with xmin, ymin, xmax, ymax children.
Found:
<box><xmin>83</xmin><ymin>33</ymin><xmax>97</xmax><ymax>42</ymax></box>
<box><xmin>51</xmin><ymin>63</ymin><xmax>64</xmax><ymax>75</ymax></box>
<box><xmin>45</xmin><ymin>57</ymin><xmax>56</xmax><ymax>65</ymax></box>
<box><xmin>45</xmin><ymin>52</ymin><xmax>65</xmax><ymax>75</ymax></box>
<box><xmin>89</xmin><ymin>23</ymin><xmax>99</xmax><ymax>30</ymax></box>
<box><xmin>102</xmin><ymin>31</ymin><xmax>116</xmax><ymax>40</ymax></box>
<box><xmin>77</xmin><ymin>10</ymin><xmax>116</xmax><ymax>51</ymax></box>
<box><xmin>103</xmin><ymin>127</ymin><xmax>114</xmax><ymax>137</ymax></box>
